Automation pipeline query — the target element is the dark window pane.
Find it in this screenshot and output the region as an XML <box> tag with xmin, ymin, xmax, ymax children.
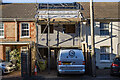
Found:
<box><xmin>0</xmin><ymin>30</ymin><xmax>4</xmax><ymax>36</ymax></box>
<box><xmin>100</xmin><ymin>54</ymin><xmax>110</xmax><ymax>60</ymax></box>
<box><xmin>63</xmin><ymin>24</ymin><xmax>75</xmax><ymax>33</ymax></box>
<box><xmin>100</xmin><ymin>23</ymin><xmax>109</xmax><ymax>29</ymax></box>
<box><xmin>22</xmin><ymin>23</ymin><xmax>29</xmax><ymax>29</ymax></box>
<box><xmin>22</xmin><ymin>30</ymin><xmax>29</xmax><ymax>36</ymax></box>
<box><xmin>41</xmin><ymin>25</ymin><xmax>53</xmax><ymax>33</ymax></box>
<box><xmin>0</xmin><ymin>22</ymin><xmax>3</xmax><ymax>29</ymax></box>
<box><xmin>100</xmin><ymin>30</ymin><xmax>109</xmax><ymax>35</ymax></box>
<box><xmin>100</xmin><ymin>46</ymin><xmax>110</xmax><ymax>53</ymax></box>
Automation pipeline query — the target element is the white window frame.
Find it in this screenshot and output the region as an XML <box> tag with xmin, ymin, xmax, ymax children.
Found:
<box><xmin>100</xmin><ymin>46</ymin><xmax>111</xmax><ymax>62</ymax></box>
<box><xmin>20</xmin><ymin>23</ymin><xmax>30</xmax><ymax>38</ymax></box>
<box><xmin>0</xmin><ymin>22</ymin><xmax>4</xmax><ymax>38</ymax></box>
<box><xmin>100</xmin><ymin>23</ymin><xmax>109</xmax><ymax>36</ymax></box>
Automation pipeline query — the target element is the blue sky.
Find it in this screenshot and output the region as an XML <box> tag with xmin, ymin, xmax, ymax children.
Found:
<box><xmin>2</xmin><ymin>0</ymin><xmax>120</xmax><ymax>3</ymax></box>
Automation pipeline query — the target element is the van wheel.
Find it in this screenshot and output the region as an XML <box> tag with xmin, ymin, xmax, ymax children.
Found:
<box><xmin>57</xmin><ymin>72</ymin><xmax>61</xmax><ymax>76</ymax></box>
<box><xmin>110</xmin><ymin>70</ymin><xmax>114</xmax><ymax>76</ymax></box>
<box><xmin>110</xmin><ymin>72</ymin><xmax>114</xmax><ymax>76</ymax></box>
<box><xmin>2</xmin><ymin>71</ymin><xmax>4</xmax><ymax>76</ymax></box>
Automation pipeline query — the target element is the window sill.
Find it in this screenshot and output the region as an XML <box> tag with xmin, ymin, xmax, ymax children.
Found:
<box><xmin>100</xmin><ymin>36</ymin><xmax>110</xmax><ymax>38</ymax></box>
<box><xmin>100</xmin><ymin>60</ymin><xmax>111</xmax><ymax>63</ymax></box>
<box><xmin>20</xmin><ymin>36</ymin><xmax>30</xmax><ymax>39</ymax></box>
<box><xmin>0</xmin><ymin>36</ymin><xmax>5</xmax><ymax>38</ymax></box>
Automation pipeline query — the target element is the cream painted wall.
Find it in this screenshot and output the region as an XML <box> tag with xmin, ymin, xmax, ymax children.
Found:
<box><xmin>87</xmin><ymin>21</ymin><xmax>119</xmax><ymax>68</ymax></box>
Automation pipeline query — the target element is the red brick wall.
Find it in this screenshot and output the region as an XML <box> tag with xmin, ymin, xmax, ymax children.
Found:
<box><xmin>0</xmin><ymin>45</ymin><xmax>3</xmax><ymax>60</ymax></box>
<box><xmin>19</xmin><ymin>22</ymin><xmax>36</xmax><ymax>42</ymax></box>
<box><xmin>0</xmin><ymin>21</ymin><xmax>36</xmax><ymax>60</ymax></box>
<box><xmin>0</xmin><ymin>21</ymin><xmax>36</xmax><ymax>42</ymax></box>
<box><xmin>0</xmin><ymin>22</ymin><xmax>15</xmax><ymax>42</ymax></box>
<box><xmin>0</xmin><ymin>45</ymin><xmax>5</xmax><ymax>60</ymax></box>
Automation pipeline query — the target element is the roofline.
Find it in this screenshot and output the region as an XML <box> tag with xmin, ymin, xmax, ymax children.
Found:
<box><xmin>0</xmin><ymin>18</ymin><xmax>120</xmax><ymax>22</ymax></box>
<box><xmin>84</xmin><ymin>18</ymin><xmax>120</xmax><ymax>21</ymax></box>
<box><xmin>0</xmin><ymin>18</ymin><xmax>36</xmax><ymax>21</ymax></box>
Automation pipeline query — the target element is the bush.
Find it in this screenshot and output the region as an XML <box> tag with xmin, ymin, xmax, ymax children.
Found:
<box><xmin>9</xmin><ymin>49</ymin><xmax>21</xmax><ymax>70</ymax></box>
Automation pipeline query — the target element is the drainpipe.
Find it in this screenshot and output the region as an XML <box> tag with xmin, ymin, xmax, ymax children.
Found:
<box><xmin>14</xmin><ymin>19</ymin><xmax>18</xmax><ymax>42</ymax></box>
<box><xmin>110</xmin><ymin>22</ymin><xmax>113</xmax><ymax>61</ymax></box>
<box><xmin>35</xmin><ymin>22</ymin><xmax>38</xmax><ymax>44</ymax></box>
<box><xmin>117</xmin><ymin>43</ymin><xmax>120</xmax><ymax>57</ymax></box>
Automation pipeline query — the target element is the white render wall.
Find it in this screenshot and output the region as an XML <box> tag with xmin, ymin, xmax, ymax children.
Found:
<box><xmin>87</xmin><ymin>21</ymin><xmax>119</xmax><ymax>69</ymax></box>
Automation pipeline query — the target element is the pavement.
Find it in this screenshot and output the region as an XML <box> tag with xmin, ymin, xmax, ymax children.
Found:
<box><xmin>1</xmin><ymin>69</ymin><xmax>120</xmax><ymax>80</ymax></box>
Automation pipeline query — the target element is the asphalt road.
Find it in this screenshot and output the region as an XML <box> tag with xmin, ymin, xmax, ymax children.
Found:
<box><xmin>1</xmin><ymin>69</ymin><xmax>120</xmax><ymax>80</ymax></box>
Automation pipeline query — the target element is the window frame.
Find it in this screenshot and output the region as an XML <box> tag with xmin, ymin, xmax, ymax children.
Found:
<box><xmin>0</xmin><ymin>22</ymin><xmax>4</xmax><ymax>38</ymax></box>
<box><xmin>100</xmin><ymin>23</ymin><xmax>109</xmax><ymax>36</ymax></box>
<box><xmin>20</xmin><ymin>23</ymin><xmax>30</xmax><ymax>38</ymax></box>
<box><xmin>100</xmin><ymin>46</ymin><xmax>111</xmax><ymax>62</ymax></box>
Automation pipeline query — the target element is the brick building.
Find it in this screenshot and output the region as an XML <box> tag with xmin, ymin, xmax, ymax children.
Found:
<box><xmin>0</xmin><ymin>2</ymin><xmax>120</xmax><ymax>69</ymax></box>
<box><xmin>0</xmin><ymin>3</ymin><xmax>36</xmax><ymax>61</ymax></box>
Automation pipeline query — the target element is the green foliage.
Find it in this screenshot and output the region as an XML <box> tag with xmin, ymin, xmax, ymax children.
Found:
<box><xmin>37</xmin><ymin>60</ymin><xmax>47</xmax><ymax>71</ymax></box>
<box><xmin>9</xmin><ymin>49</ymin><xmax>21</xmax><ymax>69</ymax></box>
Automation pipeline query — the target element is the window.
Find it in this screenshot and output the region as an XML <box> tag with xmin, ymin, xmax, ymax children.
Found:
<box><xmin>62</xmin><ymin>24</ymin><xmax>75</xmax><ymax>33</ymax></box>
<box><xmin>100</xmin><ymin>23</ymin><xmax>109</xmax><ymax>36</ymax></box>
<box><xmin>21</xmin><ymin>23</ymin><xmax>30</xmax><ymax>38</ymax></box>
<box><xmin>100</xmin><ymin>46</ymin><xmax>110</xmax><ymax>60</ymax></box>
<box><xmin>0</xmin><ymin>22</ymin><xmax>4</xmax><ymax>38</ymax></box>
<box><xmin>41</xmin><ymin>25</ymin><xmax>53</xmax><ymax>33</ymax></box>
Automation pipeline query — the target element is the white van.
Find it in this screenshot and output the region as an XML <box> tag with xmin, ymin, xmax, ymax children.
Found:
<box><xmin>57</xmin><ymin>49</ymin><xmax>85</xmax><ymax>75</ymax></box>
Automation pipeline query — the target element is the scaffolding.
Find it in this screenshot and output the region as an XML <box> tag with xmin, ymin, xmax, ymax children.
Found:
<box><xmin>35</xmin><ymin>2</ymin><xmax>83</xmax><ymax>73</ymax></box>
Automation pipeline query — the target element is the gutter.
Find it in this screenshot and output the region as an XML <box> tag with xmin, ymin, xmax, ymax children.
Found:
<box><xmin>0</xmin><ymin>18</ymin><xmax>36</xmax><ymax>21</ymax></box>
<box><xmin>0</xmin><ymin>42</ymin><xmax>30</xmax><ymax>45</ymax></box>
<box><xmin>0</xmin><ymin>41</ymin><xmax>34</xmax><ymax>45</ymax></box>
<box><xmin>117</xmin><ymin>43</ymin><xmax>120</xmax><ymax>57</ymax></box>
<box><xmin>14</xmin><ymin>19</ymin><xmax>18</xmax><ymax>42</ymax></box>
<box><xmin>84</xmin><ymin>18</ymin><xmax>120</xmax><ymax>21</ymax></box>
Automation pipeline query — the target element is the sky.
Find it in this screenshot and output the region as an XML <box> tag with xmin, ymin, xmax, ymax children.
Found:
<box><xmin>2</xmin><ymin>0</ymin><xmax>120</xmax><ymax>3</ymax></box>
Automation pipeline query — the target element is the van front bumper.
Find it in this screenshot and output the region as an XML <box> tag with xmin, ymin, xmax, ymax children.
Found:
<box><xmin>57</xmin><ymin>65</ymin><xmax>85</xmax><ymax>74</ymax></box>
<box><xmin>58</xmin><ymin>69</ymin><xmax>85</xmax><ymax>74</ymax></box>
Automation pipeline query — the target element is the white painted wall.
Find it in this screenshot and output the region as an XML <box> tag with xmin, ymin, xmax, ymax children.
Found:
<box><xmin>87</xmin><ymin>21</ymin><xmax>119</xmax><ymax>69</ymax></box>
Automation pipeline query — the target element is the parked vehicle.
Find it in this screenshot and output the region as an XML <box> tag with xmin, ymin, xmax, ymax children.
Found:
<box><xmin>57</xmin><ymin>49</ymin><xmax>85</xmax><ymax>76</ymax></box>
<box><xmin>110</xmin><ymin>56</ymin><xmax>120</xmax><ymax>76</ymax></box>
<box><xmin>0</xmin><ymin>59</ymin><xmax>14</xmax><ymax>74</ymax></box>
<box><xmin>10</xmin><ymin>60</ymin><xmax>19</xmax><ymax>71</ymax></box>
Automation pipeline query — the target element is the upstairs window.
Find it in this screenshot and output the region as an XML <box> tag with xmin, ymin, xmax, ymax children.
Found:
<box><xmin>100</xmin><ymin>23</ymin><xmax>109</xmax><ymax>36</ymax></box>
<box><xmin>21</xmin><ymin>23</ymin><xmax>30</xmax><ymax>38</ymax></box>
<box><xmin>41</xmin><ymin>25</ymin><xmax>54</xmax><ymax>33</ymax></box>
<box><xmin>62</xmin><ymin>24</ymin><xmax>75</xmax><ymax>34</ymax></box>
<box><xmin>0</xmin><ymin>22</ymin><xmax>4</xmax><ymax>38</ymax></box>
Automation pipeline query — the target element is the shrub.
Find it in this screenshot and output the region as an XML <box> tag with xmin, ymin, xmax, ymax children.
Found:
<box><xmin>9</xmin><ymin>49</ymin><xmax>21</xmax><ymax>70</ymax></box>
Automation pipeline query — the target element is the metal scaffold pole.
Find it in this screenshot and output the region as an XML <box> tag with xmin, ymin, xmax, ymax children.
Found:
<box><xmin>47</xmin><ymin>3</ymin><xmax>50</xmax><ymax>74</ymax></box>
<box><xmin>90</xmin><ymin>0</ymin><xmax>96</xmax><ymax>77</ymax></box>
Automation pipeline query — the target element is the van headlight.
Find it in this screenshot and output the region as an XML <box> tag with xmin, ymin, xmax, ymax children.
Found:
<box><xmin>2</xmin><ymin>64</ymin><xmax>6</xmax><ymax>67</ymax></box>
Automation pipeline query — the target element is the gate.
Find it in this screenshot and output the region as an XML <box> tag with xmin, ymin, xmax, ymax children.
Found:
<box><xmin>21</xmin><ymin>42</ymin><xmax>36</xmax><ymax>77</ymax></box>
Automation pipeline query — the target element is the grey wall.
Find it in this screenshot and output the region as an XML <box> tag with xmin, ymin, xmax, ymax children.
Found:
<box><xmin>38</xmin><ymin>23</ymin><xmax>82</xmax><ymax>47</ymax></box>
